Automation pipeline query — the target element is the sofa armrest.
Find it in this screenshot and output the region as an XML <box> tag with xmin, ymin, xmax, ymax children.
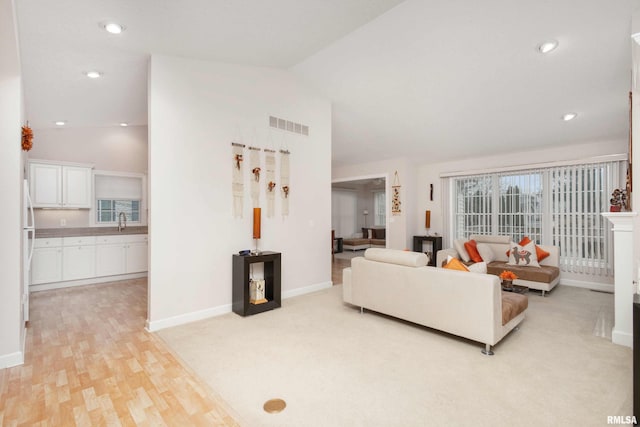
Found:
<box><xmin>436</xmin><ymin>248</ymin><xmax>459</xmax><ymax>268</ymax></box>
<box><xmin>342</xmin><ymin>267</ymin><xmax>353</xmax><ymax>303</ymax></box>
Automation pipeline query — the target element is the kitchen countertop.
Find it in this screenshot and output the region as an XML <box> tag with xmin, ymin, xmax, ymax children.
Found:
<box><xmin>35</xmin><ymin>226</ymin><xmax>148</xmax><ymax>238</ymax></box>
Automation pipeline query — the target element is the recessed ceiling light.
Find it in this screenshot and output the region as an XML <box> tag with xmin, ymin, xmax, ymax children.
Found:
<box><xmin>102</xmin><ymin>22</ymin><xmax>125</xmax><ymax>34</ymax></box>
<box><xmin>538</xmin><ymin>40</ymin><xmax>558</xmax><ymax>54</ymax></box>
<box><xmin>55</xmin><ymin>121</ymin><xmax>66</xmax><ymax>126</ymax></box>
<box><xmin>119</xmin><ymin>122</ymin><xmax>128</xmax><ymax>127</ymax></box>
<box><xmin>562</xmin><ymin>113</ymin><xmax>577</xmax><ymax>121</ymax></box>
<box><xmin>85</xmin><ymin>71</ymin><xmax>102</xmax><ymax>79</ymax></box>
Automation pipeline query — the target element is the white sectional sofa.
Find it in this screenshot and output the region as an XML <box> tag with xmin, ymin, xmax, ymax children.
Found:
<box><xmin>342</xmin><ymin>248</ymin><xmax>528</xmax><ymax>355</ymax></box>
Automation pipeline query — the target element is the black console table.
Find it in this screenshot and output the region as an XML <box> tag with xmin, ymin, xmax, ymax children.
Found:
<box><xmin>412</xmin><ymin>236</ymin><xmax>442</xmax><ymax>267</ymax></box>
<box><xmin>232</xmin><ymin>251</ymin><xmax>281</xmax><ymax>316</ymax></box>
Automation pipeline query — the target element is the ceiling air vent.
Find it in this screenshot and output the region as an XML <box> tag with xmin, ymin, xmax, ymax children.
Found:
<box><xmin>269</xmin><ymin>116</ymin><xmax>309</xmax><ymax>136</ymax></box>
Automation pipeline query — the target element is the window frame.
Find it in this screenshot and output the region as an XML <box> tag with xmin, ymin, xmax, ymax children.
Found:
<box><xmin>90</xmin><ymin>170</ymin><xmax>147</xmax><ymax>227</ymax></box>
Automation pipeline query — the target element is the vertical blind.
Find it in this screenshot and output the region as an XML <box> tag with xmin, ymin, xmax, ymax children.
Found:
<box><xmin>447</xmin><ymin>160</ymin><xmax>622</xmax><ymax>277</ymax></box>
<box><xmin>331</xmin><ymin>190</ymin><xmax>357</xmax><ymax>238</ymax></box>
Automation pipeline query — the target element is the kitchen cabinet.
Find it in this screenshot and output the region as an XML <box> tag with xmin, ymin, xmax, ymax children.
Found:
<box><xmin>95</xmin><ymin>236</ymin><xmax>126</xmax><ymax>277</ymax></box>
<box><xmin>125</xmin><ymin>237</ymin><xmax>148</xmax><ymax>273</ymax></box>
<box><xmin>32</xmin><ymin>234</ymin><xmax>147</xmax><ymax>286</ymax></box>
<box><xmin>31</xmin><ymin>238</ymin><xmax>63</xmax><ymax>285</ymax></box>
<box><xmin>29</xmin><ymin>162</ymin><xmax>92</xmax><ymax>208</ymax></box>
<box><xmin>62</xmin><ymin>236</ymin><xmax>96</xmax><ymax>281</ymax></box>
<box><xmin>95</xmin><ymin>234</ymin><xmax>148</xmax><ymax>277</ymax></box>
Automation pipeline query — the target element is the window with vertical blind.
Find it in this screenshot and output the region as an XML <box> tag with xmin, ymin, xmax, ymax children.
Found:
<box><xmin>448</xmin><ymin>160</ymin><xmax>623</xmax><ymax>277</ymax></box>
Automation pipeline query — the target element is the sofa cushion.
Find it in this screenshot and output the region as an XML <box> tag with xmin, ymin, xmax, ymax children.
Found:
<box><xmin>364</xmin><ymin>248</ymin><xmax>427</xmax><ymax>267</ymax></box>
<box><xmin>370</xmin><ymin>238</ymin><xmax>386</xmax><ymax>246</ymax></box>
<box><xmin>476</xmin><ymin>243</ymin><xmax>496</xmax><ymax>263</ymax></box>
<box><xmin>443</xmin><ymin>257</ymin><xmax>469</xmax><ymax>271</ymax></box>
<box><xmin>373</xmin><ymin>228</ymin><xmax>386</xmax><ymax>239</ymax></box>
<box><xmin>343</xmin><ymin>238</ymin><xmax>370</xmax><ymax>246</ymax></box>
<box><xmin>468</xmin><ymin>261</ymin><xmax>487</xmax><ymax>274</ymax></box>
<box><xmin>502</xmin><ymin>292</ymin><xmax>528</xmax><ymax>325</ymax></box>
<box><xmin>519</xmin><ymin>236</ymin><xmax>550</xmax><ymax>262</ymax></box>
<box><xmin>507</xmin><ymin>241</ymin><xmax>540</xmax><ymax>267</ymax></box>
<box><xmin>488</xmin><ymin>261</ymin><xmax>559</xmax><ymax>284</ymax></box>
<box><xmin>362</xmin><ymin>228</ymin><xmax>373</xmax><ymax>239</ymax></box>
<box><xmin>464</xmin><ymin>239</ymin><xmax>483</xmax><ymax>263</ymax></box>
<box><xmin>453</xmin><ymin>239</ymin><xmax>471</xmax><ymax>262</ymax></box>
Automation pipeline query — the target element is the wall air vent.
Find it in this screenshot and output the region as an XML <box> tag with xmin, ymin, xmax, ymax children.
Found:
<box><xmin>269</xmin><ymin>116</ymin><xmax>309</xmax><ymax>136</ymax></box>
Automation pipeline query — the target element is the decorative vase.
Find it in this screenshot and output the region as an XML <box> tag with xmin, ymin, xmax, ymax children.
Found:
<box><xmin>502</xmin><ymin>279</ymin><xmax>513</xmax><ymax>288</ymax></box>
<box><xmin>610</xmin><ymin>205</ymin><xmax>622</xmax><ymax>212</ymax></box>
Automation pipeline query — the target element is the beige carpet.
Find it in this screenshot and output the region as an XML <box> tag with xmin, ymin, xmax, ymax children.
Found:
<box><xmin>157</xmin><ymin>285</ymin><xmax>632</xmax><ymax>427</ymax></box>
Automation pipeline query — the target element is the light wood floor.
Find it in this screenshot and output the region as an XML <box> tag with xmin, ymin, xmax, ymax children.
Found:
<box><xmin>0</xmin><ymin>279</ymin><xmax>240</xmax><ymax>426</ymax></box>
<box><xmin>331</xmin><ymin>256</ymin><xmax>350</xmax><ymax>285</ymax></box>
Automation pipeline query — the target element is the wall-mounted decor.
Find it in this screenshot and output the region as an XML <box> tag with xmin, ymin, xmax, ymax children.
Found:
<box><xmin>265</xmin><ymin>149</ymin><xmax>276</xmax><ymax>217</ymax></box>
<box><xmin>425</xmin><ymin>210</ymin><xmax>431</xmax><ymax>234</ymax></box>
<box><xmin>21</xmin><ymin>123</ymin><xmax>33</xmax><ymax>151</ymax></box>
<box><xmin>232</xmin><ymin>142</ymin><xmax>245</xmax><ymax>218</ymax></box>
<box><xmin>252</xmin><ymin>207</ymin><xmax>262</xmax><ymax>254</ymax></box>
<box><xmin>249</xmin><ymin>146</ymin><xmax>261</xmax><ymax>208</ymax></box>
<box><xmin>392</xmin><ymin>171</ymin><xmax>402</xmax><ymax>215</ymax></box>
<box><xmin>280</xmin><ymin>150</ymin><xmax>290</xmax><ymax>217</ymax></box>
<box><xmin>430</xmin><ymin>183</ymin><xmax>434</xmax><ymax>201</ymax></box>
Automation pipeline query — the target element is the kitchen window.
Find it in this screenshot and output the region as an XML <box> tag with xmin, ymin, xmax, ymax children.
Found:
<box><xmin>93</xmin><ymin>172</ymin><xmax>146</xmax><ymax>226</ymax></box>
<box><xmin>97</xmin><ymin>200</ymin><xmax>140</xmax><ymax>223</ymax></box>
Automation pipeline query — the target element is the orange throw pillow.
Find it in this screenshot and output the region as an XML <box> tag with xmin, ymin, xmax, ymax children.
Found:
<box><xmin>463</xmin><ymin>239</ymin><xmax>483</xmax><ymax>263</ymax></box>
<box><xmin>444</xmin><ymin>258</ymin><xmax>469</xmax><ymax>272</ymax></box>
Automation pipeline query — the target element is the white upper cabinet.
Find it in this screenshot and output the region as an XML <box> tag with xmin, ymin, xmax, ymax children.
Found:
<box><xmin>62</xmin><ymin>166</ymin><xmax>92</xmax><ymax>208</ymax></box>
<box><xmin>30</xmin><ymin>163</ymin><xmax>62</xmax><ymax>207</ymax></box>
<box><xmin>29</xmin><ymin>161</ymin><xmax>92</xmax><ymax>208</ymax></box>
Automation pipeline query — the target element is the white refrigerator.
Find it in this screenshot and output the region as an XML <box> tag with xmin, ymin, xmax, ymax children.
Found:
<box><xmin>23</xmin><ymin>179</ymin><xmax>35</xmax><ymax>323</ymax></box>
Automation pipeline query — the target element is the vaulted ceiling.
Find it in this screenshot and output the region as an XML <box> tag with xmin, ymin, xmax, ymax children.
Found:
<box><xmin>16</xmin><ymin>0</ymin><xmax>632</xmax><ymax>166</ymax></box>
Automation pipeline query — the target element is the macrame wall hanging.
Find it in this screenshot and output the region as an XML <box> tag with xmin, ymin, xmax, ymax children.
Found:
<box><xmin>265</xmin><ymin>149</ymin><xmax>277</xmax><ymax>217</ymax></box>
<box><xmin>249</xmin><ymin>146</ymin><xmax>262</xmax><ymax>208</ymax></box>
<box><xmin>392</xmin><ymin>171</ymin><xmax>402</xmax><ymax>216</ymax></box>
<box><xmin>280</xmin><ymin>150</ymin><xmax>290</xmax><ymax>217</ymax></box>
<box><xmin>232</xmin><ymin>143</ymin><xmax>245</xmax><ymax>218</ymax></box>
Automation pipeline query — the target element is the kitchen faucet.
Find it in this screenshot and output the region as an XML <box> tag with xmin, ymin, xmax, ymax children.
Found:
<box><xmin>118</xmin><ymin>212</ymin><xmax>127</xmax><ymax>232</ymax></box>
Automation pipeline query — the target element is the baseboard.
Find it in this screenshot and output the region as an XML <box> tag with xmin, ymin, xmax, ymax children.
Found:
<box><xmin>282</xmin><ymin>281</ymin><xmax>332</xmax><ymax>299</ymax></box>
<box><xmin>612</xmin><ymin>329</ymin><xmax>633</xmax><ymax>348</ymax></box>
<box><xmin>0</xmin><ymin>351</ymin><xmax>24</xmax><ymax>369</ymax></box>
<box><xmin>30</xmin><ymin>272</ymin><xmax>147</xmax><ymax>292</ymax></box>
<box><xmin>146</xmin><ymin>280</ymin><xmax>333</xmax><ymax>332</ymax></box>
<box><xmin>146</xmin><ymin>303</ymin><xmax>232</xmax><ymax>332</ymax></box>
<box><xmin>560</xmin><ymin>279</ymin><xmax>614</xmax><ymax>293</ymax></box>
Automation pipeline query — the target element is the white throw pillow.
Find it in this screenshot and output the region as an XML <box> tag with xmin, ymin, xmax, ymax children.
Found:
<box><xmin>467</xmin><ymin>262</ymin><xmax>487</xmax><ymax>274</ymax></box>
<box><xmin>476</xmin><ymin>243</ymin><xmax>495</xmax><ymax>264</ymax></box>
<box><xmin>453</xmin><ymin>239</ymin><xmax>471</xmax><ymax>262</ymax></box>
<box><xmin>507</xmin><ymin>241</ymin><xmax>540</xmax><ymax>267</ymax></box>
<box><xmin>368</xmin><ymin>229</ymin><xmax>373</xmax><ymax>239</ymax></box>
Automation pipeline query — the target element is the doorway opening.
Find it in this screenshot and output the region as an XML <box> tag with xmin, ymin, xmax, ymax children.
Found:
<box><xmin>331</xmin><ymin>174</ymin><xmax>388</xmax><ymax>285</ymax></box>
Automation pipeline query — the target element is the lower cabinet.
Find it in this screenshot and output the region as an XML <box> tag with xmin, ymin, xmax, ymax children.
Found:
<box><xmin>32</xmin><ymin>234</ymin><xmax>148</xmax><ymax>285</ymax></box>
<box><xmin>32</xmin><ymin>240</ymin><xmax>63</xmax><ymax>285</ymax></box>
<box><xmin>62</xmin><ymin>236</ymin><xmax>96</xmax><ymax>281</ymax></box>
<box><xmin>95</xmin><ymin>235</ymin><xmax>149</xmax><ymax>276</ymax></box>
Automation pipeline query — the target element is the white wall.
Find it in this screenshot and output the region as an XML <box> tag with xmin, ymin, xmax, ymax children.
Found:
<box><xmin>0</xmin><ymin>0</ymin><xmax>25</xmax><ymax>368</ymax></box>
<box><xmin>27</xmin><ymin>125</ymin><xmax>148</xmax><ymax>228</ymax></box>
<box><xmin>147</xmin><ymin>55</ymin><xmax>331</xmax><ymax>329</ymax></box>
<box><xmin>333</xmin><ymin>157</ymin><xmax>416</xmax><ymax>250</ymax></box>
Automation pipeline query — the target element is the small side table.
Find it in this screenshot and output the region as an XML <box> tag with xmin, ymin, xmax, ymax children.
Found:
<box><xmin>502</xmin><ymin>284</ymin><xmax>528</xmax><ymax>294</ymax></box>
<box><xmin>232</xmin><ymin>251</ymin><xmax>281</xmax><ymax>316</ymax></box>
<box><xmin>412</xmin><ymin>236</ymin><xmax>442</xmax><ymax>267</ymax></box>
<box><xmin>333</xmin><ymin>237</ymin><xmax>343</xmax><ymax>254</ymax></box>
